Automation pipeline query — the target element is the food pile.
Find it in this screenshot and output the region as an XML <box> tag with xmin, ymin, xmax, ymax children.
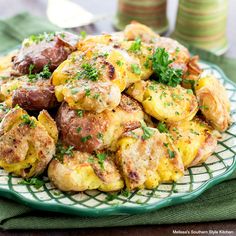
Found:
<box><xmin>0</xmin><ymin>22</ymin><xmax>231</xmax><ymax>192</ymax></box>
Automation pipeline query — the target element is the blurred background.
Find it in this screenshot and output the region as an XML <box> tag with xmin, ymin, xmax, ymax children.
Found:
<box><xmin>0</xmin><ymin>0</ymin><xmax>235</xmax><ymax>57</ymax></box>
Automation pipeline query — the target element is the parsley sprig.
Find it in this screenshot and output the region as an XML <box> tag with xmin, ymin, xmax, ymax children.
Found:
<box><xmin>152</xmin><ymin>48</ymin><xmax>182</xmax><ymax>87</ymax></box>
<box><xmin>18</xmin><ymin>177</ymin><xmax>45</xmax><ymax>189</ymax></box>
<box><xmin>75</xmin><ymin>63</ymin><xmax>99</xmax><ymax>81</ymax></box>
<box><xmin>28</xmin><ymin>64</ymin><xmax>52</xmax><ymax>82</ymax></box>
<box><xmin>141</xmin><ymin>123</ymin><xmax>155</xmax><ymax>140</ymax></box>
<box><xmin>129</xmin><ymin>37</ymin><xmax>142</xmax><ymax>53</ymax></box>
<box><xmin>55</xmin><ymin>143</ymin><xmax>74</xmax><ymax>162</ymax></box>
<box><xmin>20</xmin><ymin>114</ymin><xmax>36</xmax><ymax>128</ymax></box>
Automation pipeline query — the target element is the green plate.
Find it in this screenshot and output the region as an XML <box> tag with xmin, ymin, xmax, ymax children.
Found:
<box><xmin>0</xmin><ymin>60</ymin><xmax>236</xmax><ymax>217</ymax></box>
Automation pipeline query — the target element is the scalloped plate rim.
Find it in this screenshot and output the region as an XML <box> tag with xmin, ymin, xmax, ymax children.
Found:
<box><xmin>0</xmin><ymin>51</ymin><xmax>235</xmax><ymax>216</ymax></box>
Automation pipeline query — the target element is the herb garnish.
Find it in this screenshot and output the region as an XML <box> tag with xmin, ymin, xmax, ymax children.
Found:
<box><xmin>141</xmin><ymin>123</ymin><xmax>155</xmax><ymax>140</ymax></box>
<box><xmin>157</xmin><ymin>122</ymin><xmax>168</xmax><ymax>133</ymax></box>
<box><xmin>80</xmin><ymin>31</ymin><xmax>87</xmax><ymax>39</ymax></box>
<box><xmin>105</xmin><ymin>193</ymin><xmax>117</xmax><ymax>201</ymax></box>
<box><xmin>55</xmin><ymin>143</ymin><xmax>74</xmax><ymax>162</ymax></box>
<box><xmin>18</xmin><ymin>177</ymin><xmax>45</xmax><ymax>189</ymax></box>
<box><xmin>96</xmin><ymin>153</ymin><xmax>107</xmax><ymax>170</ymax></box>
<box><xmin>77</xmin><ymin>109</ymin><xmax>84</xmax><ymax>117</ymax></box>
<box><xmin>28</xmin><ymin>64</ymin><xmax>51</xmax><ymax>82</ymax></box>
<box><xmin>167</xmin><ymin>149</ymin><xmax>175</xmax><ymax>159</ymax></box>
<box><xmin>76</xmin><ymin>63</ymin><xmax>99</xmax><ymax>81</ymax></box>
<box><xmin>131</xmin><ymin>64</ymin><xmax>141</xmax><ymax>75</ymax></box>
<box><xmin>77</xmin><ymin>127</ymin><xmax>82</xmax><ymax>133</ymax></box>
<box><xmin>152</xmin><ymin>48</ymin><xmax>183</xmax><ymax>87</ymax></box>
<box><xmin>20</xmin><ymin>114</ymin><xmax>36</xmax><ymax>128</ymax></box>
<box><xmin>81</xmin><ymin>135</ymin><xmax>92</xmax><ymax>143</ymax></box>
<box><xmin>116</xmin><ymin>60</ymin><xmax>124</xmax><ymax>66</ymax></box>
<box><xmin>129</xmin><ymin>37</ymin><xmax>142</xmax><ymax>53</ymax></box>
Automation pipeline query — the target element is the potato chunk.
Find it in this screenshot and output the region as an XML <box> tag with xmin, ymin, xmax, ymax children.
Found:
<box><xmin>169</xmin><ymin>118</ymin><xmax>218</xmax><ymax>168</ymax></box>
<box><xmin>195</xmin><ymin>75</ymin><xmax>231</xmax><ymax>131</ymax></box>
<box><xmin>56</xmin><ymin>95</ymin><xmax>144</xmax><ymax>153</ymax></box>
<box><xmin>48</xmin><ymin>150</ymin><xmax>124</xmax><ymax>192</ymax></box>
<box><xmin>116</xmin><ymin>127</ymin><xmax>184</xmax><ymax>190</ymax></box>
<box><xmin>127</xmin><ymin>81</ymin><xmax>198</xmax><ymax>122</ymax></box>
<box><xmin>0</xmin><ymin>107</ymin><xmax>57</xmax><ymax>178</ymax></box>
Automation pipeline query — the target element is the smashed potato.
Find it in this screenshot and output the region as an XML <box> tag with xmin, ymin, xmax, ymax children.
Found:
<box><xmin>127</xmin><ymin>80</ymin><xmax>198</xmax><ymax>122</ymax></box>
<box><xmin>0</xmin><ymin>107</ymin><xmax>58</xmax><ymax>178</ymax></box>
<box><xmin>48</xmin><ymin>150</ymin><xmax>124</xmax><ymax>192</ymax></box>
<box><xmin>116</xmin><ymin>127</ymin><xmax>184</xmax><ymax>190</ymax></box>
<box><xmin>56</xmin><ymin>95</ymin><xmax>144</xmax><ymax>153</ymax></box>
<box><xmin>169</xmin><ymin>118</ymin><xmax>218</xmax><ymax>168</ymax></box>
<box><xmin>195</xmin><ymin>75</ymin><xmax>231</xmax><ymax>131</ymax></box>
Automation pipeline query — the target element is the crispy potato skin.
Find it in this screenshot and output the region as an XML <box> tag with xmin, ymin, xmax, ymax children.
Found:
<box><xmin>13</xmin><ymin>32</ymin><xmax>79</xmax><ymax>74</ymax></box>
<box><xmin>123</xmin><ymin>21</ymin><xmax>160</xmax><ymax>43</ymax></box>
<box><xmin>195</xmin><ymin>75</ymin><xmax>231</xmax><ymax>131</ymax></box>
<box><xmin>169</xmin><ymin>118</ymin><xmax>218</xmax><ymax>168</ymax></box>
<box><xmin>116</xmin><ymin>128</ymin><xmax>184</xmax><ymax>190</ymax></box>
<box><xmin>56</xmin><ymin>95</ymin><xmax>144</xmax><ymax>153</ymax></box>
<box><xmin>12</xmin><ymin>80</ymin><xmax>58</xmax><ymax>110</ymax></box>
<box><xmin>0</xmin><ymin>108</ymin><xmax>57</xmax><ymax>178</ymax></box>
<box><xmin>127</xmin><ymin>81</ymin><xmax>198</xmax><ymax>122</ymax></box>
<box><xmin>48</xmin><ymin>151</ymin><xmax>124</xmax><ymax>192</ymax></box>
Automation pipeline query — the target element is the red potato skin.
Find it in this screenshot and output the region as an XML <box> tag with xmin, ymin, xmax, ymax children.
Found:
<box><xmin>13</xmin><ymin>32</ymin><xmax>79</xmax><ymax>74</ymax></box>
<box><xmin>56</xmin><ymin>102</ymin><xmax>109</xmax><ymax>153</ymax></box>
<box><xmin>12</xmin><ymin>82</ymin><xmax>59</xmax><ymax>110</ymax></box>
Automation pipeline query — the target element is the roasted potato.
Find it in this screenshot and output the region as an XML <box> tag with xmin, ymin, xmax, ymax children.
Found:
<box><xmin>123</xmin><ymin>21</ymin><xmax>160</xmax><ymax>43</ymax></box>
<box><xmin>127</xmin><ymin>80</ymin><xmax>198</xmax><ymax>122</ymax></box>
<box><xmin>13</xmin><ymin>32</ymin><xmax>79</xmax><ymax>74</ymax></box>
<box><xmin>12</xmin><ymin>79</ymin><xmax>58</xmax><ymax>110</ymax></box>
<box><xmin>116</xmin><ymin>127</ymin><xmax>184</xmax><ymax>190</ymax></box>
<box><xmin>56</xmin><ymin>94</ymin><xmax>144</xmax><ymax>153</ymax></box>
<box><xmin>195</xmin><ymin>75</ymin><xmax>231</xmax><ymax>131</ymax></box>
<box><xmin>0</xmin><ymin>107</ymin><xmax>58</xmax><ymax>178</ymax></box>
<box><xmin>169</xmin><ymin>118</ymin><xmax>218</xmax><ymax>168</ymax></box>
<box><xmin>48</xmin><ymin>150</ymin><xmax>124</xmax><ymax>192</ymax></box>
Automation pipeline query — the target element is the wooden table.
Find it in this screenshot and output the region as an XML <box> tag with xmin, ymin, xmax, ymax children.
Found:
<box><xmin>0</xmin><ymin>0</ymin><xmax>236</xmax><ymax>235</ymax></box>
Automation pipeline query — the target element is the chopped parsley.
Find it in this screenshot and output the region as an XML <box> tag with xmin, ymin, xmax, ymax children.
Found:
<box><xmin>167</xmin><ymin>149</ymin><xmax>175</xmax><ymax>159</ymax></box>
<box><xmin>141</xmin><ymin>123</ymin><xmax>155</xmax><ymax>140</ymax></box>
<box><xmin>85</xmin><ymin>88</ymin><xmax>91</xmax><ymax>97</ymax></box>
<box><xmin>76</xmin><ymin>63</ymin><xmax>99</xmax><ymax>81</ymax></box>
<box><xmin>20</xmin><ymin>114</ymin><xmax>36</xmax><ymax>128</ymax></box>
<box><xmin>105</xmin><ymin>193</ymin><xmax>117</xmax><ymax>201</ymax></box>
<box><xmin>28</xmin><ymin>64</ymin><xmax>51</xmax><ymax>81</ymax></box>
<box><xmin>18</xmin><ymin>177</ymin><xmax>45</xmax><ymax>189</ymax></box>
<box><xmin>129</xmin><ymin>37</ymin><xmax>142</xmax><ymax>53</ymax></box>
<box><xmin>81</xmin><ymin>135</ymin><xmax>92</xmax><ymax>143</ymax></box>
<box><xmin>76</xmin><ymin>127</ymin><xmax>82</xmax><ymax>133</ymax></box>
<box><xmin>131</xmin><ymin>64</ymin><xmax>141</xmax><ymax>75</ymax></box>
<box><xmin>157</xmin><ymin>122</ymin><xmax>168</xmax><ymax>133</ymax></box>
<box><xmin>80</xmin><ymin>31</ymin><xmax>87</xmax><ymax>39</ymax></box>
<box><xmin>116</xmin><ymin>60</ymin><xmax>124</xmax><ymax>66</ymax></box>
<box><xmin>186</xmin><ymin>89</ymin><xmax>193</xmax><ymax>94</ymax></box>
<box><xmin>97</xmin><ymin>132</ymin><xmax>103</xmax><ymax>140</ymax></box>
<box><xmin>87</xmin><ymin>156</ymin><xmax>95</xmax><ymax>163</ymax></box>
<box><xmin>152</xmin><ymin>48</ymin><xmax>183</xmax><ymax>87</ymax></box>
<box><xmin>96</xmin><ymin>153</ymin><xmax>107</xmax><ymax>170</ymax></box>
<box><xmin>55</xmin><ymin>143</ymin><xmax>74</xmax><ymax>162</ymax></box>
<box><xmin>77</xmin><ymin>109</ymin><xmax>83</xmax><ymax>117</ymax></box>
<box><xmin>28</xmin><ymin>32</ymin><xmax>56</xmax><ymax>44</ymax></box>
<box><xmin>121</xmin><ymin>189</ymin><xmax>130</xmax><ymax>198</ymax></box>
<box><xmin>190</xmin><ymin>129</ymin><xmax>200</xmax><ymax>135</ymax></box>
<box><xmin>199</xmin><ymin>105</ymin><xmax>209</xmax><ymax>110</ymax></box>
